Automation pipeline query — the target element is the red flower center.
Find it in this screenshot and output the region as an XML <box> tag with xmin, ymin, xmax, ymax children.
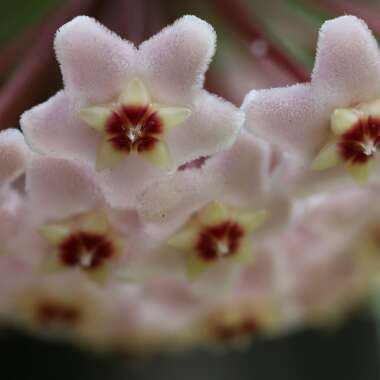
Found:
<box><xmin>106</xmin><ymin>105</ymin><xmax>163</xmax><ymax>154</ymax></box>
<box><xmin>35</xmin><ymin>301</ymin><xmax>81</xmax><ymax>326</ymax></box>
<box><xmin>338</xmin><ymin>116</ymin><xmax>380</xmax><ymax>163</ymax></box>
<box><xmin>196</xmin><ymin>221</ymin><xmax>245</xmax><ymax>262</ymax></box>
<box><xmin>58</xmin><ymin>231</ymin><xmax>114</xmax><ymax>271</ymax></box>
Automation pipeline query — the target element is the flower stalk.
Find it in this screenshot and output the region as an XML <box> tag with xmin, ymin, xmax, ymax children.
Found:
<box><xmin>210</xmin><ymin>0</ymin><xmax>310</xmax><ymax>82</ymax></box>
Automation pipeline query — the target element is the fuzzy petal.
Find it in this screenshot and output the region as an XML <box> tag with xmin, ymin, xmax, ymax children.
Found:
<box><xmin>242</xmin><ymin>83</ymin><xmax>328</xmax><ymax>158</ymax></box>
<box><xmin>138</xmin><ymin>15</ymin><xmax>216</xmax><ymax>104</ymax></box>
<box><xmin>96</xmin><ymin>155</ymin><xmax>163</xmax><ymax>209</ymax></box>
<box><xmin>312</xmin><ymin>16</ymin><xmax>380</xmax><ymax>107</ymax></box>
<box><xmin>0</xmin><ymin>129</ymin><xmax>29</xmax><ymax>187</ymax></box>
<box><xmin>137</xmin><ymin>131</ymin><xmax>272</xmax><ymax>235</ymax></box>
<box><xmin>26</xmin><ymin>155</ymin><xmax>103</xmax><ymax>221</ymax></box>
<box><xmin>167</xmin><ymin>91</ymin><xmax>244</xmax><ymax>166</ymax></box>
<box><xmin>137</xmin><ymin>169</ymin><xmax>209</xmax><ymax>237</ymax></box>
<box><xmin>55</xmin><ymin>16</ymin><xmax>136</xmax><ymax>104</ymax></box>
<box><xmin>21</xmin><ymin>91</ymin><xmax>99</xmax><ymax>162</ymax></box>
<box><xmin>200</xmin><ymin>131</ymin><xmax>272</xmax><ymax>205</ymax></box>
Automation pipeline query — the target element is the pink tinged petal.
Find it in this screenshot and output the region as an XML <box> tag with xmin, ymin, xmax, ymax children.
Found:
<box><xmin>96</xmin><ymin>156</ymin><xmax>163</xmax><ymax>209</ymax></box>
<box><xmin>96</xmin><ymin>138</ymin><xmax>127</xmax><ymax>171</ymax></box>
<box><xmin>137</xmin><ymin>133</ymin><xmax>271</xmax><ymax>235</ymax></box>
<box><xmin>137</xmin><ymin>170</ymin><xmax>209</xmax><ymax>236</ymax></box>
<box><xmin>312</xmin><ymin>16</ymin><xmax>380</xmax><ymax>106</ymax></box>
<box><xmin>26</xmin><ymin>156</ymin><xmax>102</xmax><ymax>221</ymax></box>
<box><xmin>21</xmin><ymin>91</ymin><xmax>99</xmax><ymax>162</ymax></box>
<box><xmin>167</xmin><ymin>91</ymin><xmax>244</xmax><ymax>166</ymax></box>
<box><xmin>138</xmin><ymin>15</ymin><xmax>216</xmax><ymax>103</ymax></box>
<box><xmin>55</xmin><ymin>16</ymin><xmax>136</xmax><ymax>104</ymax></box>
<box><xmin>79</xmin><ymin>106</ymin><xmax>114</xmax><ymax>132</ymax></box>
<box><xmin>200</xmin><ymin>131</ymin><xmax>272</xmax><ymax>204</ymax></box>
<box><xmin>242</xmin><ymin>83</ymin><xmax>328</xmax><ymax>158</ymax></box>
<box><xmin>0</xmin><ymin>129</ymin><xmax>29</xmax><ymax>187</ymax></box>
<box><xmin>118</xmin><ymin>78</ymin><xmax>150</xmax><ymax>106</ymax></box>
<box><xmin>311</xmin><ymin>143</ymin><xmax>342</xmax><ymax>171</ymax></box>
<box><xmin>347</xmin><ymin>159</ymin><xmax>375</xmax><ymax>184</ymax></box>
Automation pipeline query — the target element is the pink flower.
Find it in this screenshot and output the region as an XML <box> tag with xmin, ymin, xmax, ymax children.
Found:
<box><xmin>25</xmin><ymin>155</ymin><xmax>141</xmax><ymax>284</ymax></box>
<box><xmin>21</xmin><ymin>15</ymin><xmax>244</xmax><ymax>208</ymax></box>
<box><xmin>242</xmin><ymin>16</ymin><xmax>380</xmax><ymax>184</ymax></box>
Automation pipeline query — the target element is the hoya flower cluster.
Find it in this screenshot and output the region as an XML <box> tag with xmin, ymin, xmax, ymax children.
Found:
<box><xmin>0</xmin><ymin>14</ymin><xmax>379</xmax><ymax>351</ymax></box>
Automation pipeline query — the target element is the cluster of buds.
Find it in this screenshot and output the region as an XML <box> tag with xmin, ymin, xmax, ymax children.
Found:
<box><xmin>0</xmin><ymin>14</ymin><xmax>379</xmax><ymax>351</ymax></box>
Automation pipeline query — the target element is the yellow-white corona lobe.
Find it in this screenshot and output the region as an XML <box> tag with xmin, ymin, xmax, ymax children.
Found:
<box><xmin>156</xmin><ymin>107</ymin><xmax>192</xmax><ymax>132</ymax></box>
<box><xmin>311</xmin><ymin>143</ymin><xmax>342</xmax><ymax>171</ymax></box>
<box><xmin>119</xmin><ymin>78</ymin><xmax>150</xmax><ymax>106</ymax></box>
<box><xmin>79</xmin><ymin>106</ymin><xmax>113</xmax><ymax>131</ymax></box>
<box><xmin>39</xmin><ymin>224</ymin><xmax>70</xmax><ymax>246</ymax></box>
<box><xmin>80</xmin><ymin>78</ymin><xmax>191</xmax><ymax>171</ymax></box>
<box><xmin>331</xmin><ymin>109</ymin><xmax>359</xmax><ymax>135</ymax></box>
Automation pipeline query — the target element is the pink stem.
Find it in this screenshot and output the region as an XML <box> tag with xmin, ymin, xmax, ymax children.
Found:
<box><xmin>0</xmin><ymin>0</ymin><xmax>100</xmax><ymax>129</ymax></box>
<box><xmin>311</xmin><ymin>0</ymin><xmax>380</xmax><ymax>36</ymax></box>
<box><xmin>210</xmin><ymin>0</ymin><xmax>310</xmax><ymax>82</ymax></box>
<box><xmin>0</xmin><ymin>24</ymin><xmax>41</xmax><ymax>77</ymax></box>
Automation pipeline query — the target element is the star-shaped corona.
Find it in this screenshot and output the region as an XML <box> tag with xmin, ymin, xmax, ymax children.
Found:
<box><xmin>39</xmin><ymin>212</ymin><xmax>123</xmax><ymax>284</ymax></box>
<box><xmin>168</xmin><ymin>201</ymin><xmax>268</xmax><ymax>278</ymax></box>
<box><xmin>312</xmin><ymin>100</ymin><xmax>380</xmax><ymax>183</ymax></box>
<box><xmin>80</xmin><ymin>78</ymin><xmax>191</xmax><ymax>171</ymax></box>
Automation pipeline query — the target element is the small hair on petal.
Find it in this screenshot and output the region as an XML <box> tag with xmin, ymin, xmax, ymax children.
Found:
<box><xmin>138</xmin><ymin>15</ymin><xmax>217</xmax><ymax>103</ymax></box>
<box><xmin>168</xmin><ymin>91</ymin><xmax>245</xmax><ymax>166</ymax></box>
<box><xmin>21</xmin><ymin>90</ymin><xmax>99</xmax><ymax>162</ymax></box>
<box><xmin>312</xmin><ymin>15</ymin><xmax>380</xmax><ymax>106</ymax></box>
<box><xmin>55</xmin><ymin>15</ymin><xmax>136</xmax><ymax>104</ymax></box>
<box><xmin>26</xmin><ymin>155</ymin><xmax>103</xmax><ymax>221</ymax></box>
<box><xmin>242</xmin><ymin>83</ymin><xmax>328</xmax><ymax>158</ymax></box>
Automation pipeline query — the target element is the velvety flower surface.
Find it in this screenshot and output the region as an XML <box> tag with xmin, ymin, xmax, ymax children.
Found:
<box><xmin>21</xmin><ymin>15</ymin><xmax>244</xmax><ymax>208</ymax></box>
<box><xmin>1</xmin><ymin>12</ymin><xmax>380</xmax><ymax>352</ymax></box>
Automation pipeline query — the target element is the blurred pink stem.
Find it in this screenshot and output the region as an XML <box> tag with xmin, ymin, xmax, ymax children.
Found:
<box><xmin>210</xmin><ymin>0</ymin><xmax>310</xmax><ymax>82</ymax></box>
